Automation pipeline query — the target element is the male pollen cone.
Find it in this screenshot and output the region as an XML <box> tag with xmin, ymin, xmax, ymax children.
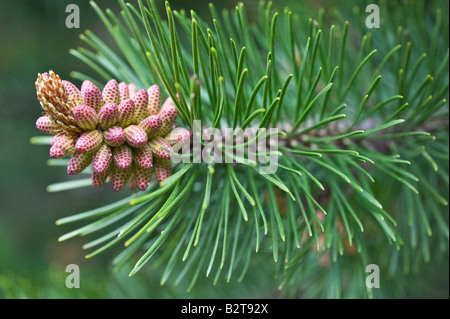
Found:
<box><xmin>35</xmin><ymin>71</ymin><xmax>191</xmax><ymax>191</ymax></box>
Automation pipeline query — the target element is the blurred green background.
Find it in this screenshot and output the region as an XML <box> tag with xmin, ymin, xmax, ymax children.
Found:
<box><xmin>0</xmin><ymin>0</ymin><xmax>448</xmax><ymax>298</ymax></box>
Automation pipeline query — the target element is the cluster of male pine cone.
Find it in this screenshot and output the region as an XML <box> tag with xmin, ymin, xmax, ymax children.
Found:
<box><xmin>35</xmin><ymin>71</ymin><xmax>191</xmax><ymax>191</ymax></box>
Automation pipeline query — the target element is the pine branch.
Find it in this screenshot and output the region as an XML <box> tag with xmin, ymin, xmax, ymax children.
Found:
<box><xmin>31</xmin><ymin>0</ymin><xmax>449</xmax><ymax>298</ymax></box>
